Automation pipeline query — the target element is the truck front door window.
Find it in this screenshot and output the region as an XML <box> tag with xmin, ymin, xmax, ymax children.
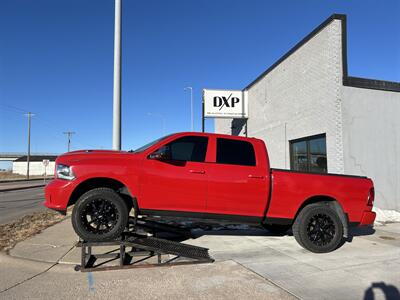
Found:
<box><xmin>166</xmin><ymin>136</ymin><xmax>208</xmax><ymax>162</ymax></box>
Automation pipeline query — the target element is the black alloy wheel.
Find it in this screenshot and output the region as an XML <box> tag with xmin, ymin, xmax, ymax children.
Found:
<box><xmin>293</xmin><ymin>203</ymin><xmax>344</xmax><ymax>253</ymax></box>
<box><xmin>72</xmin><ymin>188</ymin><xmax>129</xmax><ymax>242</ymax></box>
<box><xmin>81</xmin><ymin>198</ymin><xmax>119</xmax><ymax>234</ymax></box>
<box><xmin>306</xmin><ymin>213</ymin><xmax>335</xmax><ymax>246</ymax></box>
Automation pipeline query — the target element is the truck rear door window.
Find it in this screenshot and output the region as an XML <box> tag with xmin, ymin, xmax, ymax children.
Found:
<box><xmin>216</xmin><ymin>138</ymin><xmax>256</xmax><ymax>166</ymax></box>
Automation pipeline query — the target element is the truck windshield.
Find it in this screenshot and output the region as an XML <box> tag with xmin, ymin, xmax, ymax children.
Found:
<box><xmin>132</xmin><ymin>134</ymin><xmax>173</xmax><ymax>153</ymax></box>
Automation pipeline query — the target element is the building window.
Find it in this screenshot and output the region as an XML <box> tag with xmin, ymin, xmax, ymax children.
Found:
<box><xmin>290</xmin><ymin>134</ymin><xmax>327</xmax><ymax>173</ymax></box>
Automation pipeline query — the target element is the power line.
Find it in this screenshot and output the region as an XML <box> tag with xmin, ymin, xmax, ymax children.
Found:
<box><xmin>0</xmin><ymin>103</ymin><xmax>28</xmax><ymax>113</ymax></box>
<box><xmin>1</xmin><ymin>103</ymin><xmax>103</xmax><ymax>151</ymax></box>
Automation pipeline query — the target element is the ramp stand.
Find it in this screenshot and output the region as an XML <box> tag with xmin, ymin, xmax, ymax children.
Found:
<box><xmin>75</xmin><ymin>235</ymin><xmax>214</xmax><ymax>272</ymax></box>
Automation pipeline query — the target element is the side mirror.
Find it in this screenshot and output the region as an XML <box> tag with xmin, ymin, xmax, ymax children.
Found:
<box><xmin>148</xmin><ymin>146</ymin><xmax>171</xmax><ymax>160</ymax></box>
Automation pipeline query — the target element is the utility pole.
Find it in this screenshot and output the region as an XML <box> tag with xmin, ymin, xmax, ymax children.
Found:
<box><xmin>184</xmin><ymin>87</ymin><xmax>194</xmax><ymax>131</ymax></box>
<box><xmin>63</xmin><ymin>131</ymin><xmax>75</xmax><ymax>152</ymax></box>
<box><xmin>24</xmin><ymin>112</ymin><xmax>34</xmax><ymax>180</ymax></box>
<box><xmin>112</xmin><ymin>0</ymin><xmax>122</xmax><ymax>150</ymax></box>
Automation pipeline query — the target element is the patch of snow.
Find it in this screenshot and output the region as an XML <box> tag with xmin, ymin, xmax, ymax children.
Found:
<box><xmin>373</xmin><ymin>207</ymin><xmax>400</xmax><ymax>225</ymax></box>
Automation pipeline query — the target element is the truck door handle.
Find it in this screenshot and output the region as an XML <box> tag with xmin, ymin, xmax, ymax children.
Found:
<box><xmin>190</xmin><ymin>170</ymin><xmax>205</xmax><ymax>174</ymax></box>
<box><xmin>248</xmin><ymin>175</ymin><xmax>264</xmax><ymax>179</ymax></box>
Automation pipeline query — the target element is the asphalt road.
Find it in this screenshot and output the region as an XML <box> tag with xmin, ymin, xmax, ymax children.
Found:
<box><xmin>0</xmin><ymin>187</ymin><xmax>46</xmax><ymax>224</ymax></box>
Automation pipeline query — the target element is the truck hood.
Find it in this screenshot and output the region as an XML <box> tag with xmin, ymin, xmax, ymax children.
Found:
<box><xmin>56</xmin><ymin>149</ymin><xmax>135</xmax><ymax>165</ymax></box>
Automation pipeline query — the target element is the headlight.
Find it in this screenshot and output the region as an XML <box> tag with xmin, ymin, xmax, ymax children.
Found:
<box><xmin>56</xmin><ymin>164</ymin><xmax>75</xmax><ymax>180</ymax></box>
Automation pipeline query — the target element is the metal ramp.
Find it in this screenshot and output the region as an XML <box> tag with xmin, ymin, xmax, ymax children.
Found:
<box><xmin>75</xmin><ymin>229</ymin><xmax>214</xmax><ymax>272</ymax></box>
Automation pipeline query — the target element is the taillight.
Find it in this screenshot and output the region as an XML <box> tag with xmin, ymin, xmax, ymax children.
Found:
<box><xmin>367</xmin><ymin>187</ymin><xmax>375</xmax><ymax>206</ymax></box>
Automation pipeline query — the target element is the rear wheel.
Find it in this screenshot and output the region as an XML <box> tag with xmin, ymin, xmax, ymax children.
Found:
<box><xmin>72</xmin><ymin>188</ymin><xmax>129</xmax><ymax>242</ymax></box>
<box><xmin>293</xmin><ymin>203</ymin><xmax>343</xmax><ymax>253</ymax></box>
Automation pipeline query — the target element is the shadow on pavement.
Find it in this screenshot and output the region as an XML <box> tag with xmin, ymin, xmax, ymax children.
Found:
<box><xmin>135</xmin><ymin>219</ymin><xmax>380</xmax><ymax>254</ymax></box>
<box><xmin>364</xmin><ymin>282</ymin><xmax>400</xmax><ymax>300</ymax></box>
<box><xmin>135</xmin><ymin>218</ymin><xmax>290</xmax><ymax>243</ymax></box>
<box><xmin>349</xmin><ymin>225</ymin><xmax>376</xmax><ymax>237</ymax></box>
<box><xmin>346</xmin><ymin>225</ymin><xmax>376</xmax><ymax>243</ymax></box>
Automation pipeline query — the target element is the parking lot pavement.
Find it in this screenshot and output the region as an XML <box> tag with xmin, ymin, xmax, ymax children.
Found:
<box><xmin>1</xmin><ymin>219</ymin><xmax>400</xmax><ymax>300</ymax></box>
<box><xmin>0</xmin><ymin>255</ymin><xmax>294</xmax><ymax>300</ymax></box>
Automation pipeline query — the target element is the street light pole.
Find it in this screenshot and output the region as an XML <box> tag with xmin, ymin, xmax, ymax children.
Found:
<box><xmin>112</xmin><ymin>0</ymin><xmax>122</xmax><ymax>150</ymax></box>
<box><xmin>24</xmin><ymin>112</ymin><xmax>34</xmax><ymax>180</ymax></box>
<box><xmin>184</xmin><ymin>87</ymin><xmax>194</xmax><ymax>131</ymax></box>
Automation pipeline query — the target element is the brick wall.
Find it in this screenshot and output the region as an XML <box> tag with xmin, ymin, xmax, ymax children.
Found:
<box><xmin>216</xmin><ymin>19</ymin><xmax>345</xmax><ymax>173</ymax></box>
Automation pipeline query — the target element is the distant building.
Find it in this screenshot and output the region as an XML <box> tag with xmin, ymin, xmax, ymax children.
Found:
<box><xmin>12</xmin><ymin>155</ymin><xmax>58</xmax><ymax>176</ymax></box>
<box><xmin>215</xmin><ymin>14</ymin><xmax>400</xmax><ymax>211</ymax></box>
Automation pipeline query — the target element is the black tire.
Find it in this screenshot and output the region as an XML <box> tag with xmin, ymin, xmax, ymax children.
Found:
<box><xmin>72</xmin><ymin>188</ymin><xmax>129</xmax><ymax>242</ymax></box>
<box><xmin>263</xmin><ymin>224</ymin><xmax>291</xmax><ymax>235</ymax></box>
<box><xmin>292</xmin><ymin>203</ymin><xmax>344</xmax><ymax>253</ymax></box>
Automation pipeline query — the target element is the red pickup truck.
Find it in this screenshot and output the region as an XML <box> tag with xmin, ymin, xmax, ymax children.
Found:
<box><xmin>44</xmin><ymin>132</ymin><xmax>376</xmax><ymax>253</ymax></box>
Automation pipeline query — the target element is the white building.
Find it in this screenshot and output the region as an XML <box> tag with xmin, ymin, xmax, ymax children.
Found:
<box><xmin>12</xmin><ymin>155</ymin><xmax>57</xmax><ymax>176</ymax></box>
<box><xmin>215</xmin><ymin>14</ymin><xmax>400</xmax><ymax>211</ymax></box>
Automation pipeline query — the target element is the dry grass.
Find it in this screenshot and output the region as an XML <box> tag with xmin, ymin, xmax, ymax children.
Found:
<box><xmin>0</xmin><ymin>172</ymin><xmax>53</xmax><ymax>181</ymax></box>
<box><xmin>0</xmin><ymin>209</ymin><xmax>71</xmax><ymax>252</ymax></box>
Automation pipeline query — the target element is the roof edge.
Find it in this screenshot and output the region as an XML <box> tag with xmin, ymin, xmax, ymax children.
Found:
<box><xmin>244</xmin><ymin>13</ymin><xmax>400</xmax><ymax>93</ymax></box>
<box><xmin>344</xmin><ymin>76</ymin><xmax>400</xmax><ymax>92</ymax></box>
<box><xmin>244</xmin><ymin>14</ymin><xmax>346</xmax><ymax>90</ymax></box>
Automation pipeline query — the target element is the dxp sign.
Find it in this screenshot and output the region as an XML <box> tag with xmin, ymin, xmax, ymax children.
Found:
<box><xmin>203</xmin><ymin>89</ymin><xmax>248</xmax><ymax>119</ymax></box>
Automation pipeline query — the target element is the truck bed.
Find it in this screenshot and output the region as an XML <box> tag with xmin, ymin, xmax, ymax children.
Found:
<box><xmin>267</xmin><ymin>168</ymin><xmax>373</xmax><ymax>223</ymax></box>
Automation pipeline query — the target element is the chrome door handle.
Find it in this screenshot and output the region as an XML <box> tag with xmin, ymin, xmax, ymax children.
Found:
<box><xmin>190</xmin><ymin>170</ymin><xmax>205</xmax><ymax>174</ymax></box>
<box><xmin>248</xmin><ymin>175</ymin><xmax>264</xmax><ymax>179</ymax></box>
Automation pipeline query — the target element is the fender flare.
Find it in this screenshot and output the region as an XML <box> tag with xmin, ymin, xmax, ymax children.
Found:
<box><xmin>326</xmin><ymin>201</ymin><xmax>349</xmax><ymax>238</ymax></box>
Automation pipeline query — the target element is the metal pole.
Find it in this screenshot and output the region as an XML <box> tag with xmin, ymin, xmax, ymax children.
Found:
<box><xmin>202</xmin><ymin>92</ymin><xmax>205</xmax><ymax>133</ymax></box>
<box><xmin>184</xmin><ymin>87</ymin><xmax>194</xmax><ymax>131</ymax></box>
<box><xmin>24</xmin><ymin>112</ymin><xmax>34</xmax><ymax>180</ymax></box>
<box><xmin>112</xmin><ymin>0</ymin><xmax>122</xmax><ymax>150</ymax></box>
<box><xmin>190</xmin><ymin>88</ymin><xmax>193</xmax><ymax>131</ymax></box>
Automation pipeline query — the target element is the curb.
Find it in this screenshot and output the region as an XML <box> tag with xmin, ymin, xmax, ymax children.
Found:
<box><xmin>0</xmin><ymin>185</ymin><xmax>46</xmax><ymax>192</ymax></box>
<box><xmin>0</xmin><ymin>178</ymin><xmax>53</xmax><ymax>184</ymax></box>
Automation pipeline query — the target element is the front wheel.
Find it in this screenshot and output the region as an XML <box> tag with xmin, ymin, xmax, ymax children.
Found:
<box><xmin>72</xmin><ymin>188</ymin><xmax>129</xmax><ymax>242</ymax></box>
<box><xmin>292</xmin><ymin>203</ymin><xmax>344</xmax><ymax>253</ymax></box>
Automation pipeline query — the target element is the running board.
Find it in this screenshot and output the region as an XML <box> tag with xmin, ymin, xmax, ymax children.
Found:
<box><xmin>75</xmin><ymin>235</ymin><xmax>214</xmax><ymax>272</ymax></box>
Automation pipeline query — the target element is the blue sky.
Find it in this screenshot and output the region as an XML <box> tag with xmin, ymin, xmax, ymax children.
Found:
<box><xmin>0</xmin><ymin>0</ymin><xmax>399</xmax><ymax>158</ymax></box>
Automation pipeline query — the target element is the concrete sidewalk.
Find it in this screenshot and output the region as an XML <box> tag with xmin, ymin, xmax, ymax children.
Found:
<box><xmin>0</xmin><ymin>181</ymin><xmax>46</xmax><ymax>192</ymax></box>
<box><xmin>1</xmin><ymin>219</ymin><xmax>400</xmax><ymax>299</ymax></box>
